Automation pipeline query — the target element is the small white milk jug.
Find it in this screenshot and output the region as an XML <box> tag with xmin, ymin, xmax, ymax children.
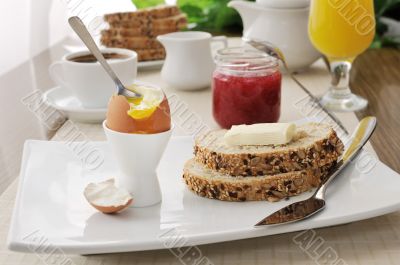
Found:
<box><xmin>158</xmin><ymin>31</ymin><xmax>227</xmax><ymax>91</ymax></box>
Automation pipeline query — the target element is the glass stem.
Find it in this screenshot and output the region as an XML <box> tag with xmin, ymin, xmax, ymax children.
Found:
<box><xmin>329</xmin><ymin>61</ymin><xmax>352</xmax><ymax>99</ymax></box>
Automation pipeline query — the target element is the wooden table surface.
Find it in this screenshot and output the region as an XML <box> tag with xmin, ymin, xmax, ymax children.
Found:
<box><xmin>352</xmin><ymin>48</ymin><xmax>400</xmax><ymax>173</ymax></box>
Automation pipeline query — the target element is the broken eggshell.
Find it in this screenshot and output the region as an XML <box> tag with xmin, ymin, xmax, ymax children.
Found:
<box><xmin>84</xmin><ymin>179</ymin><xmax>133</xmax><ymax>214</ymax></box>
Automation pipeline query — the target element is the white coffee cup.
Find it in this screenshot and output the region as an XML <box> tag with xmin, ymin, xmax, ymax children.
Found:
<box><xmin>49</xmin><ymin>48</ymin><xmax>137</xmax><ymax>108</ymax></box>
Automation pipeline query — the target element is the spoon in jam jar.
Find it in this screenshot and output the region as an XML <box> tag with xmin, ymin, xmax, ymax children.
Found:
<box><xmin>68</xmin><ymin>16</ymin><xmax>142</xmax><ymax>100</ymax></box>
<box><xmin>244</xmin><ymin>38</ymin><xmax>349</xmax><ymax>135</ymax></box>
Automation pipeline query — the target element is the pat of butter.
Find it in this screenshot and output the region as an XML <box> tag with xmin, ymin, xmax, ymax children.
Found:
<box><xmin>224</xmin><ymin>123</ymin><xmax>296</xmax><ymax>146</ymax></box>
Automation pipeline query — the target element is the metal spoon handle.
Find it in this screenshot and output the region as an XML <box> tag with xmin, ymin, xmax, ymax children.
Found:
<box><xmin>68</xmin><ymin>16</ymin><xmax>124</xmax><ymax>90</ymax></box>
<box><xmin>244</xmin><ymin>38</ymin><xmax>349</xmax><ymax>135</ymax></box>
<box><xmin>317</xmin><ymin>116</ymin><xmax>377</xmax><ymax>198</ymax></box>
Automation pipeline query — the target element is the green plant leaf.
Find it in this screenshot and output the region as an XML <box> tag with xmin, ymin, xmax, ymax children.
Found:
<box><xmin>381</xmin><ymin>36</ymin><xmax>400</xmax><ymax>48</ymax></box>
<box><xmin>371</xmin><ymin>0</ymin><xmax>400</xmax><ymax>48</ymax></box>
<box><xmin>132</xmin><ymin>0</ymin><xmax>164</xmax><ymax>9</ymax></box>
<box><xmin>370</xmin><ymin>35</ymin><xmax>383</xmax><ymax>49</ymax></box>
<box><xmin>177</xmin><ymin>0</ymin><xmax>214</xmax><ymax>9</ymax></box>
<box><xmin>178</xmin><ymin>0</ymin><xmax>248</xmax><ymax>33</ymax></box>
<box><xmin>376</xmin><ymin>20</ymin><xmax>389</xmax><ymax>36</ymax></box>
<box><xmin>214</xmin><ymin>3</ymin><xmax>242</xmax><ymax>31</ymax></box>
<box><xmin>374</xmin><ymin>0</ymin><xmax>400</xmax><ymax>17</ymax></box>
<box><xmin>180</xmin><ymin>4</ymin><xmax>204</xmax><ymax>23</ymax></box>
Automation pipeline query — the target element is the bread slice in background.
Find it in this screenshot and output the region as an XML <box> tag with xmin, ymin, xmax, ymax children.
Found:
<box><xmin>101</xmin><ymin>5</ymin><xmax>187</xmax><ymax>62</ymax></box>
<box><xmin>183</xmin><ymin>159</ymin><xmax>336</xmax><ymax>202</ymax></box>
<box><xmin>104</xmin><ymin>5</ymin><xmax>180</xmax><ymax>23</ymax></box>
<box><xmin>104</xmin><ymin>12</ymin><xmax>149</xmax><ymax>24</ymax></box>
<box><xmin>100</xmin><ymin>35</ymin><xmax>163</xmax><ymax>49</ymax></box>
<box><xmin>108</xmin><ymin>19</ymin><xmax>149</xmax><ymax>28</ymax></box>
<box><xmin>147</xmin><ymin>5</ymin><xmax>181</xmax><ymax>19</ymax></box>
<box><xmin>151</xmin><ymin>13</ymin><xmax>188</xmax><ymax>28</ymax></box>
<box><xmin>194</xmin><ymin>123</ymin><xmax>344</xmax><ymax>177</ymax></box>
<box><xmin>135</xmin><ymin>48</ymin><xmax>166</xmax><ymax>61</ymax></box>
<box><xmin>150</xmin><ymin>27</ymin><xmax>184</xmax><ymax>37</ymax></box>
<box><xmin>101</xmin><ymin>28</ymin><xmax>149</xmax><ymax>38</ymax></box>
<box><xmin>102</xmin><ymin>25</ymin><xmax>187</xmax><ymax>38</ymax></box>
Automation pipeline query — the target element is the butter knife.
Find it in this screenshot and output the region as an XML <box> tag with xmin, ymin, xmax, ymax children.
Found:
<box><xmin>255</xmin><ymin>116</ymin><xmax>377</xmax><ymax>227</ymax></box>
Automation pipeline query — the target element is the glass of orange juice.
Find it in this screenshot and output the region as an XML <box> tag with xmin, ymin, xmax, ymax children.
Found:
<box><xmin>308</xmin><ymin>0</ymin><xmax>375</xmax><ymax>111</ymax></box>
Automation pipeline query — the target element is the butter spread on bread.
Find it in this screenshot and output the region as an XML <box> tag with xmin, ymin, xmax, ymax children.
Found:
<box><xmin>224</xmin><ymin>123</ymin><xmax>296</xmax><ymax>146</ymax></box>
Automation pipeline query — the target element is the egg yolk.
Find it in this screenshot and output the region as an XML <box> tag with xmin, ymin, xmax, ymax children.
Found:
<box><xmin>126</xmin><ymin>97</ymin><xmax>158</xmax><ymax>120</ymax></box>
<box><xmin>106</xmin><ymin>84</ymin><xmax>171</xmax><ymax>134</ymax></box>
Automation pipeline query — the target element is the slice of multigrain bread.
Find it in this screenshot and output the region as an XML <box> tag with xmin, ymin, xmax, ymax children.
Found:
<box><xmin>100</xmin><ymin>35</ymin><xmax>163</xmax><ymax>49</ymax></box>
<box><xmin>183</xmin><ymin>159</ymin><xmax>336</xmax><ymax>202</ymax></box>
<box><xmin>101</xmin><ymin>28</ymin><xmax>149</xmax><ymax>38</ymax></box>
<box><xmin>103</xmin><ymin>5</ymin><xmax>181</xmax><ymax>23</ymax></box>
<box><xmin>151</xmin><ymin>13</ymin><xmax>188</xmax><ymax>28</ymax></box>
<box><xmin>135</xmin><ymin>48</ymin><xmax>166</xmax><ymax>61</ymax></box>
<box><xmin>194</xmin><ymin>123</ymin><xmax>344</xmax><ymax>177</ymax></box>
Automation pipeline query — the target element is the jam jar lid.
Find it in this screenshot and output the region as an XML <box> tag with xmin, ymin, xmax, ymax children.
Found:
<box><xmin>215</xmin><ymin>47</ymin><xmax>279</xmax><ymax>76</ymax></box>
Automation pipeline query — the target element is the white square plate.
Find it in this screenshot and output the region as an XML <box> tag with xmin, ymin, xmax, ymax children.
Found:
<box><xmin>7</xmin><ymin>137</ymin><xmax>400</xmax><ymax>254</ymax></box>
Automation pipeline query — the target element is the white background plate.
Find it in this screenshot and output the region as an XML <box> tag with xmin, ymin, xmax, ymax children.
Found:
<box><xmin>7</xmin><ymin>137</ymin><xmax>400</xmax><ymax>254</ymax></box>
<box><xmin>138</xmin><ymin>60</ymin><xmax>164</xmax><ymax>71</ymax></box>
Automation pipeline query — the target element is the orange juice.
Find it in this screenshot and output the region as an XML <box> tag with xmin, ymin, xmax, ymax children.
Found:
<box><xmin>308</xmin><ymin>0</ymin><xmax>375</xmax><ymax>61</ymax></box>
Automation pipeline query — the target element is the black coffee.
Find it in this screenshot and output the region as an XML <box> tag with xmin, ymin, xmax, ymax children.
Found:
<box><xmin>69</xmin><ymin>53</ymin><xmax>129</xmax><ymax>63</ymax></box>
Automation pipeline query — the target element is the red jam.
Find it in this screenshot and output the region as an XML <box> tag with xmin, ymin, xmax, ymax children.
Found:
<box><xmin>212</xmin><ymin>48</ymin><xmax>281</xmax><ymax>129</ymax></box>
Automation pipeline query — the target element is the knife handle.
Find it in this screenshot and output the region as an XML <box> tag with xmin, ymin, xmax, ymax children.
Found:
<box><xmin>316</xmin><ymin>116</ymin><xmax>377</xmax><ymax>199</ymax></box>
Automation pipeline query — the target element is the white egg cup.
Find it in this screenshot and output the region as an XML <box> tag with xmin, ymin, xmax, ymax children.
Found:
<box><xmin>103</xmin><ymin>121</ymin><xmax>172</xmax><ymax>207</ymax></box>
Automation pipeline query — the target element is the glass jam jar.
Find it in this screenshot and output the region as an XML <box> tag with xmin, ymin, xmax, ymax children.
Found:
<box><xmin>212</xmin><ymin>47</ymin><xmax>282</xmax><ymax>129</ymax></box>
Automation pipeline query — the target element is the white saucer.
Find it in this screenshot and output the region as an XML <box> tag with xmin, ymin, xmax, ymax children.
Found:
<box><xmin>43</xmin><ymin>86</ymin><xmax>107</xmax><ymax>123</ymax></box>
<box><xmin>138</xmin><ymin>60</ymin><xmax>164</xmax><ymax>71</ymax></box>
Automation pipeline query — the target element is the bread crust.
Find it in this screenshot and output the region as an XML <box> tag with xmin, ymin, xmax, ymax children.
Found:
<box><xmin>194</xmin><ymin>126</ymin><xmax>344</xmax><ymax>177</ymax></box>
<box><xmin>183</xmin><ymin>159</ymin><xmax>336</xmax><ymax>202</ymax></box>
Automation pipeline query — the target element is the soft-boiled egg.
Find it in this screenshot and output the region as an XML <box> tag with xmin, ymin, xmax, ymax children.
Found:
<box><xmin>106</xmin><ymin>84</ymin><xmax>171</xmax><ymax>134</ymax></box>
